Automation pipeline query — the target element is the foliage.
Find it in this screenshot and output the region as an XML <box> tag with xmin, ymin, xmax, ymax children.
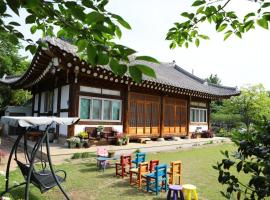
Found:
<box><xmin>211</xmin><ymin>112</ymin><xmax>242</xmax><ymax>131</ymax></box>
<box><xmin>66</xmin><ymin>136</ymin><xmax>80</xmax><ymax>144</ymax></box>
<box><xmin>223</xmin><ymin>84</ymin><xmax>270</xmax><ymax>132</ymax></box>
<box><xmin>0</xmin><ymin>144</ymin><xmax>237</xmax><ymax>200</ymax></box>
<box><xmin>167</xmin><ymin>0</ymin><xmax>270</xmax><ymax>48</ymax></box>
<box><xmin>214</xmin><ymin>121</ymin><xmax>270</xmax><ymax>200</ymax></box>
<box><xmin>0</xmin><ymin>30</ymin><xmax>32</xmax><ymax>110</ymax></box>
<box><xmin>71</xmin><ymin>153</ymin><xmax>81</xmax><ymax>159</ymax></box>
<box><xmin>0</xmin><ymin>0</ymin><xmax>158</xmax><ymax>83</ymax></box>
<box><xmin>215</xmin><ymin>128</ymin><xmax>234</xmax><ymax>137</ymax></box>
<box><xmin>206</xmin><ymin>74</ymin><xmax>221</xmax><ymax>85</ymax></box>
<box><xmin>96</xmin><ymin>125</ymin><xmax>104</xmax><ymax>132</ymax></box>
<box><xmin>78</xmin><ymin>131</ymin><xmax>88</xmax><ymax>139</ymax></box>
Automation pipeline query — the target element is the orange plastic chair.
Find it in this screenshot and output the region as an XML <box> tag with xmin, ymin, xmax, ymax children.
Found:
<box><xmin>168</xmin><ymin>160</ymin><xmax>182</xmax><ymax>185</ymax></box>
<box><xmin>130</xmin><ymin>162</ymin><xmax>149</xmax><ymax>188</ymax></box>
<box><xmin>150</xmin><ymin>160</ymin><xmax>159</xmax><ymax>172</ymax></box>
<box><xmin>115</xmin><ymin>155</ymin><xmax>132</xmax><ymax>178</ymax></box>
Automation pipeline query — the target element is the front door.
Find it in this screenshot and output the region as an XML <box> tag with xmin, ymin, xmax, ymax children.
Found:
<box><xmin>163</xmin><ymin>97</ymin><xmax>187</xmax><ymax>136</ymax></box>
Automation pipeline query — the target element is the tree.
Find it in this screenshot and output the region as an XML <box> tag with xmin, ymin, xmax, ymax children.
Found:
<box><xmin>0</xmin><ymin>30</ymin><xmax>32</xmax><ymax>110</ymax></box>
<box><xmin>214</xmin><ymin>120</ymin><xmax>270</xmax><ymax>200</ymax></box>
<box><xmin>0</xmin><ymin>0</ymin><xmax>158</xmax><ymax>83</ymax></box>
<box><xmin>213</xmin><ymin>85</ymin><xmax>270</xmax><ymax>199</ymax></box>
<box><xmin>206</xmin><ymin>74</ymin><xmax>222</xmax><ymax>85</ymax></box>
<box><xmin>224</xmin><ymin>84</ymin><xmax>270</xmax><ymax>132</ymax></box>
<box><xmin>167</xmin><ymin>0</ymin><xmax>270</xmax><ymax>48</ymax></box>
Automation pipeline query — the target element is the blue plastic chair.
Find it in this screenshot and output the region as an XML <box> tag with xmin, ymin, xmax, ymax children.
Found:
<box><xmin>132</xmin><ymin>152</ymin><xmax>146</xmax><ymax>168</ymax></box>
<box><xmin>146</xmin><ymin>164</ymin><xmax>168</xmax><ymax>195</ymax></box>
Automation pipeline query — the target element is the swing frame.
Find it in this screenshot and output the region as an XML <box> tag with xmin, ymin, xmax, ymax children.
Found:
<box><xmin>0</xmin><ymin>116</ymin><xmax>79</xmax><ymax>200</ymax></box>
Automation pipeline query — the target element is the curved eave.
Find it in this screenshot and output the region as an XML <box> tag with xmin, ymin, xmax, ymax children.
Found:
<box><xmin>0</xmin><ymin>37</ymin><xmax>240</xmax><ymax>100</ymax></box>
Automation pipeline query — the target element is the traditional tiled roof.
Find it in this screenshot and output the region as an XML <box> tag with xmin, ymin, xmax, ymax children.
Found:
<box><xmin>0</xmin><ymin>37</ymin><xmax>240</xmax><ymax>99</ymax></box>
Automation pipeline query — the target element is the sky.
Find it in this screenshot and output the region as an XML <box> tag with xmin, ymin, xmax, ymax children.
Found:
<box><xmin>9</xmin><ymin>0</ymin><xmax>270</xmax><ymax>89</ymax></box>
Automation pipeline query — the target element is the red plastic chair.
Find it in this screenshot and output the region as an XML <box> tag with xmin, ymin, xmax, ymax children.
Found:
<box><xmin>115</xmin><ymin>155</ymin><xmax>132</xmax><ymax>178</ymax></box>
<box><xmin>150</xmin><ymin>160</ymin><xmax>159</xmax><ymax>173</ymax></box>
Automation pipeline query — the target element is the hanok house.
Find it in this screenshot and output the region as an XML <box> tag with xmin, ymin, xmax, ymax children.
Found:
<box><xmin>0</xmin><ymin>38</ymin><xmax>239</xmax><ymax>143</ymax></box>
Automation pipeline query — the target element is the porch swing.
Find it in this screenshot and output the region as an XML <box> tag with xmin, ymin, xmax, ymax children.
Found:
<box><xmin>0</xmin><ymin>116</ymin><xmax>79</xmax><ymax>200</ymax></box>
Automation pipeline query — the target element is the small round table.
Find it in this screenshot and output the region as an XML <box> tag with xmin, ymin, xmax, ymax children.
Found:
<box><xmin>167</xmin><ymin>185</ymin><xmax>184</xmax><ymax>200</ymax></box>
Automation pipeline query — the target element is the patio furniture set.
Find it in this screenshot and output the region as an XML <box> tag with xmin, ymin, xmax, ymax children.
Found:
<box><xmin>96</xmin><ymin>147</ymin><xmax>198</xmax><ymax>200</ymax></box>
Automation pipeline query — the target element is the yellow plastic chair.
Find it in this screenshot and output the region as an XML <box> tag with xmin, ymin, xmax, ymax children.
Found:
<box><xmin>182</xmin><ymin>184</ymin><xmax>198</xmax><ymax>200</ymax></box>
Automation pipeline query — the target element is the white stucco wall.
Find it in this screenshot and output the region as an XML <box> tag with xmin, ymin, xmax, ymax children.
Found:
<box><xmin>61</xmin><ymin>85</ymin><xmax>70</xmax><ymax>109</ymax></box>
<box><xmin>189</xmin><ymin>124</ymin><xmax>208</xmax><ymax>132</ymax></box>
<box><xmin>74</xmin><ymin>125</ymin><xmax>123</xmax><ymax>135</ymax></box>
<box><xmin>34</xmin><ymin>94</ymin><xmax>39</xmax><ymax>111</ymax></box>
<box><xmin>40</xmin><ymin>92</ymin><xmax>45</xmax><ymax>113</ymax></box>
<box><xmin>59</xmin><ymin>112</ymin><xmax>69</xmax><ymax>136</ymax></box>
<box><xmin>53</xmin><ymin>88</ymin><xmax>58</xmax><ymax>113</ymax></box>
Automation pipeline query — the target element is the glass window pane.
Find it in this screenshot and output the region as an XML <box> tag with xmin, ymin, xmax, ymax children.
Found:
<box><xmin>103</xmin><ymin>100</ymin><xmax>111</xmax><ymax>120</ymax></box>
<box><xmin>80</xmin><ymin>98</ymin><xmax>91</xmax><ymax>119</ymax></box>
<box><xmin>112</xmin><ymin>101</ymin><xmax>121</xmax><ymax>120</ymax></box>
<box><xmin>93</xmin><ymin>99</ymin><xmax>102</xmax><ymax>120</ymax></box>
<box><xmin>195</xmin><ymin>109</ymin><xmax>199</xmax><ymax>122</ymax></box>
<box><xmin>199</xmin><ymin>110</ymin><xmax>203</xmax><ymax>122</ymax></box>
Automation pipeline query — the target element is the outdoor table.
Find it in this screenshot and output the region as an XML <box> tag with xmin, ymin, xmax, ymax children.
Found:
<box><xmin>96</xmin><ymin>156</ymin><xmax>120</xmax><ymax>171</ymax></box>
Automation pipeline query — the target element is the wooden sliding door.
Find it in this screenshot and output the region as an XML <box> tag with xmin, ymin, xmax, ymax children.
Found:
<box><xmin>163</xmin><ymin>97</ymin><xmax>187</xmax><ymax>136</ymax></box>
<box><xmin>128</xmin><ymin>93</ymin><xmax>160</xmax><ymax>136</ymax></box>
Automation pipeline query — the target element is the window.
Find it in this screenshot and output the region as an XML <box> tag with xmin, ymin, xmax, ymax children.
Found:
<box><xmin>190</xmin><ymin>108</ymin><xmax>207</xmax><ymax>123</ymax></box>
<box><xmin>44</xmin><ymin>91</ymin><xmax>53</xmax><ymax>113</ymax></box>
<box><xmin>79</xmin><ymin>97</ymin><xmax>121</xmax><ymax>121</ymax></box>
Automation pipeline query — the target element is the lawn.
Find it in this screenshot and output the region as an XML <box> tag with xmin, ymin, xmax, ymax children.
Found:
<box><xmin>0</xmin><ymin>143</ymin><xmax>243</xmax><ymax>200</ymax></box>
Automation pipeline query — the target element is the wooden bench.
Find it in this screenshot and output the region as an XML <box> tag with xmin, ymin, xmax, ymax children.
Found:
<box><xmin>85</xmin><ymin>127</ymin><xmax>117</xmax><ymax>145</ymax></box>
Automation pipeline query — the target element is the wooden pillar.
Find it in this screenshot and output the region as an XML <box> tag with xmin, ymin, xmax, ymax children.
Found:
<box><xmin>207</xmin><ymin>100</ymin><xmax>211</xmax><ymax>130</ymax></box>
<box><xmin>68</xmin><ymin>83</ymin><xmax>77</xmax><ymax>138</ymax></box>
<box><xmin>186</xmin><ymin>96</ymin><xmax>191</xmax><ymax>136</ymax></box>
<box><xmin>123</xmin><ymin>85</ymin><xmax>130</xmax><ymax>134</ymax></box>
<box><xmin>160</xmin><ymin>95</ymin><xmax>164</xmax><ymax>138</ymax></box>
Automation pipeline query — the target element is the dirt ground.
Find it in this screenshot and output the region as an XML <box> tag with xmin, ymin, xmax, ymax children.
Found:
<box><xmin>0</xmin><ymin>136</ymin><xmax>26</xmax><ymax>172</ymax></box>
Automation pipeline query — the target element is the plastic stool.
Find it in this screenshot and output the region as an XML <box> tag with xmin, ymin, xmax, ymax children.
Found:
<box><xmin>167</xmin><ymin>185</ymin><xmax>184</xmax><ymax>200</ymax></box>
<box><xmin>182</xmin><ymin>184</ymin><xmax>198</xmax><ymax>200</ymax></box>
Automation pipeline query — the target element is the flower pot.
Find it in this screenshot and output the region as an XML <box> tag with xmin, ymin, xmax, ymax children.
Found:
<box><xmin>77</xmin><ymin>142</ymin><xmax>83</xmax><ymax>148</ymax></box>
<box><xmin>69</xmin><ymin>142</ymin><xmax>76</xmax><ymax>148</ymax></box>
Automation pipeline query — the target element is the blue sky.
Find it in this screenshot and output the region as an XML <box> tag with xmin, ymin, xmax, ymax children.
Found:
<box><xmin>9</xmin><ymin>0</ymin><xmax>270</xmax><ymax>89</ymax></box>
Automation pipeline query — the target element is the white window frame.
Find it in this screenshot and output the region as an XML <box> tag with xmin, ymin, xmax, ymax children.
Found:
<box><xmin>79</xmin><ymin>96</ymin><xmax>122</xmax><ymax>122</ymax></box>
<box><xmin>190</xmin><ymin>107</ymin><xmax>207</xmax><ymax>123</ymax></box>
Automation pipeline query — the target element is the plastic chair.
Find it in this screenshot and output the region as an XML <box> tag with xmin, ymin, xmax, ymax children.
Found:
<box><xmin>96</xmin><ymin>146</ymin><xmax>108</xmax><ymax>157</ymax></box>
<box><xmin>146</xmin><ymin>164</ymin><xmax>168</xmax><ymax>195</ymax></box>
<box><xmin>150</xmin><ymin>160</ymin><xmax>159</xmax><ymax>172</ymax></box>
<box><xmin>132</xmin><ymin>152</ymin><xmax>146</xmax><ymax>168</ymax></box>
<box><xmin>167</xmin><ymin>185</ymin><xmax>184</xmax><ymax>200</ymax></box>
<box><xmin>130</xmin><ymin>162</ymin><xmax>149</xmax><ymax>188</ymax></box>
<box><xmin>115</xmin><ymin>155</ymin><xmax>132</xmax><ymax>178</ymax></box>
<box><xmin>182</xmin><ymin>184</ymin><xmax>198</xmax><ymax>200</ymax></box>
<box><xmin>168</xmin><ymin>160</ymin><xmax>182</xmax><ymax>185</ymax></box>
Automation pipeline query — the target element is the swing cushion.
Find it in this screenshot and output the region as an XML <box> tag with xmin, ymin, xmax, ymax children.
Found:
<box><xmin>16</xmin><ymin>160</ymin><xmax>66</xmax><ymax>193</ymax></box>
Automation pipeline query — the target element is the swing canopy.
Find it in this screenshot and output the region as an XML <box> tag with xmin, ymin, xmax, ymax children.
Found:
<box><xmin>1</xmin><ymin>116</ymin><xmax>79</xmax><ymax>128</ymax></box>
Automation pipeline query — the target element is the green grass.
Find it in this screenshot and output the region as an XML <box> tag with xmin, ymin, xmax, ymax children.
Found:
<box><xmin>0</xmin><ymin>143</ymin><xmax>244</xmax><ymax>200</ymax></box>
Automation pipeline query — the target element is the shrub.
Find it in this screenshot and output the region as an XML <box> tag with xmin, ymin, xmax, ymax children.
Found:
<box><xmin>78</xmin><ymin>131</ymin><xmax>88</xmax><ymax>139</ymax></box>
<box><xmin>71</xmin><ymin>153</ymin><xmax>81</xmax><ymax>159</ymax></box>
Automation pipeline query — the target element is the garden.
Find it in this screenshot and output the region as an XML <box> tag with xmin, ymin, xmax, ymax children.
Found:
<box><xmin>0</xmin><ymin>143</ymin><xmax>248</xmax><ymax>200</ymax></box>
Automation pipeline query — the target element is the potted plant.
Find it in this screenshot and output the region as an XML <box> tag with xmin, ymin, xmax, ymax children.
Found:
<box><xmin>78</xmin><ymin>131</ymin><xmax>88</xmax><ymax>141</ymax></box>
<box><xmin>116</xmin><ymin>132</ymin><xmax>124</xmax><ymax>146</ymax></box>
<box><xmin>77</xmin><ymin>140</ymin><xmax>83</xmax><ymax>148</ymax></box>
<box><xmin>66</xmin><ymin>137</ymin><xmax>80</xmax><ymax>148</ymax></box>
<box><xmin>96</xmin><ymin>125</ymin><xmax>104</xmax><ymax>138</ymax></box>
<box><xmin>122</xmin><ymin>135</ymin><xmax>129</xmax><ymax>145</ymax></box>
